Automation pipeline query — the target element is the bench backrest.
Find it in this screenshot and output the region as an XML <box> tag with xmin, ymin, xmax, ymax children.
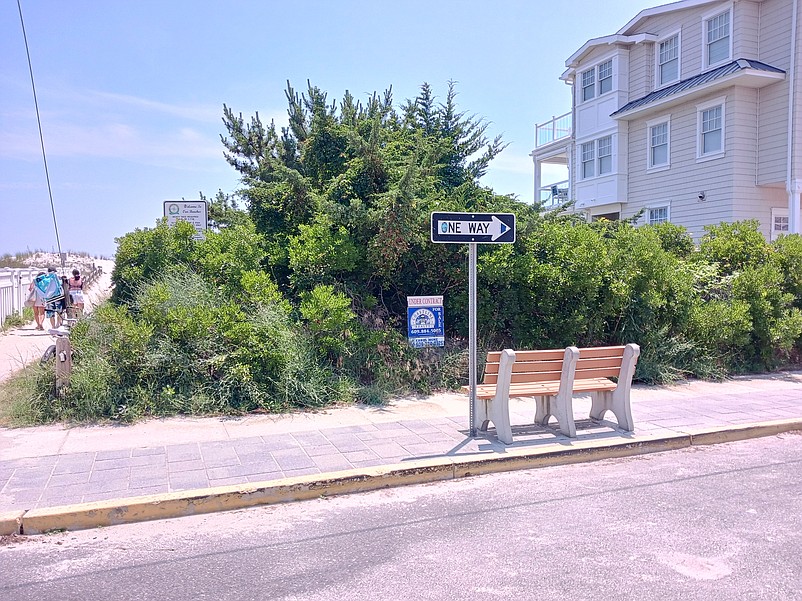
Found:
<box><xmin>482</xmin><ymin>345</ymin><xmax>633</xmax><ymax>385</ymax></box>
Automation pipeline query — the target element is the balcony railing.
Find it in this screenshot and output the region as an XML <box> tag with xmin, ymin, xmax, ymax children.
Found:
<box><xmin>535</xmin><ymin>112</ymin><xmax>572</xmax><ymax>148</ymax></box>
<box><xmin>538</xmin><ymin>180</ymin><xmax>570</xmax><ymax>210</ymax></box>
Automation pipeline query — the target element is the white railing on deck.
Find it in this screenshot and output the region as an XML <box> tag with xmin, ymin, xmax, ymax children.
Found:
<box><xmin>0</xmin><ymin>268</ymin><xmax>44</xmax><ymax>325</ymax></box>
<box><xmin>1</xmin><ymin>264</ymin><xmax>103</xmax><ymax>325</ymax></box>
<box><xmin>539</xmin><ymin>180</ymin><xmax>570</xmax><ymax>210</ymax></box>
<box><xmin>535</xmin><ymin>112</ymin><xmax>572</xmax><ymax>148</ymax></box>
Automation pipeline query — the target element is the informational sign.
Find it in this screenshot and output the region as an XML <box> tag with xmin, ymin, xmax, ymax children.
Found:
<box><xmin>407</xmin><ymin>295</ymin><xmax>445</xmax><ymax>348</ymax></box>
<box><xmin>164</xmin><ymin>200</ymin><xmax>208</xmax><ymax>240</ymax></box>
<box><xmin>431</xmin><ymin>212</ymin><xmax>516</xmax><ymax>244</ymax></box>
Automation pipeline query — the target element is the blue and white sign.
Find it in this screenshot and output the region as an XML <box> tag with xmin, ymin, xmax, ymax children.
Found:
<box><xmin>407</xmin><ymin>295</ymin><xmax>445</xmax><ymax>348</ymax></box>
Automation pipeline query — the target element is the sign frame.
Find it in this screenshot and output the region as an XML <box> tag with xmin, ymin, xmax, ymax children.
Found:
<box><xmin>431</xmin><ymin>212</ymin><xmax>516</xmax><ymax>244</ymax></box>
<box><xmin>164</xmin><ymin>200</ymin><xmax>208</xmax><ymax>240</ymax></box>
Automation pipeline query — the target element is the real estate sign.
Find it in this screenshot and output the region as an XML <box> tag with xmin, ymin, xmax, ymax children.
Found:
<box><xmin>407</xmin><ymin>295</ymin><xmax>445</xmax><ymax>348</ymax></box>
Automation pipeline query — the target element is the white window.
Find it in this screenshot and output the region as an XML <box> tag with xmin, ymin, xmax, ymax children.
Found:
<box><xmin>580</xmin><ymin>136</ymin><xmax>615</xmax><ymax>179</ymax></box>
<box><xmin>771</xmin><ymin>208</ymin><xmax>789</xmax><ymax>241</ymax></box>
<box><xmin>648</xmin><ymin>120</ymin><xmax>670</xmax><ymax>169</ymax></box>
<box><xmin>580</xmin><ymin>59</ymin><xmax>614</xmax><ymax>102</ymax></box>
<box><xmin>598</xmin><ymin>135</ymin><xmax>612</xmax><ymax>174</ymax></box>
<box><xmin>581</xmin><ymin>142</ymin><xmax>595</xmax><ymax>178</ymax></box>
<box><xmin>700</xmin><ymin>105</ymin><xmax>723</xmax><ymax>156</ymax></box>
<box><xmin>697</xmin><ymin>98</ymin><xmax>725</xmax><ymax>159</ymax></box>
<box><xmin>658</xmin><ymin>34</ymin><xmax>679</xmax><ymax>86</ymax></box>
<box><xmin>582</xmin><ymin>69</ymin><xmax>595</xmax><ymax>102</ymax></box>
<box><xmin>705</xmin><ymin>9</ymin><xmax>731</xmax><ymax>67</ymax></box>
<box><xmin>598</xmin><ymin>60</ymin><xmax>613</xmax><ymax>95</ymax></box>
<box><xmin>648</xmin><ymin>206</ymin><xmax>669</xmax><ymax>225</ymax></box>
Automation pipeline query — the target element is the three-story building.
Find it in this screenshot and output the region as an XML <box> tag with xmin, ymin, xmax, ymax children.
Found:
<box><xmin>532</xmin><ymin>0</ymin><xmax>801</xmax><ymax>240</ymax></box>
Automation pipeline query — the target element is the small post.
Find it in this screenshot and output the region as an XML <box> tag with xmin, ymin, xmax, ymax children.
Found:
<box><xmin>55</xmin><ymin>336</ymin><xmax>72</xmax><ymax>391</ymax></box>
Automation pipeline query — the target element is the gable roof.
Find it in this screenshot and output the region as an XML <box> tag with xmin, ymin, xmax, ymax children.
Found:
<box><xmin>616</xmin><ymin>0</ymin><xmax>728</xmax><ymax>36</ymax></box>
<box><xmin>563</xmin><ymin>0</ymin><xmax>745</xmax><ymax>75</ymax></box>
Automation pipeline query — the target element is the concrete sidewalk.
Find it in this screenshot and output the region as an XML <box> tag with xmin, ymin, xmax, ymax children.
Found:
<box><xmin>1</xmin><ymin>370</ymin><xmax>802</xmax><ymax>535</ymax></box>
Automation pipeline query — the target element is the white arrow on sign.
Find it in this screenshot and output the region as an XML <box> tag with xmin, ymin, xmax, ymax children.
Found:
<box><xmin>437</xmin><ymin>215</ymin><xmax>510</xmax><ymax>241</ymax></box>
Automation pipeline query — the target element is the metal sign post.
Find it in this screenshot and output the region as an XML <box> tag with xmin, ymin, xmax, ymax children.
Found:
<box><xmin>468</xmin><ymin>243</ymin><xmax>477</xmax><ymax>436</ymax></box>
<box><xmin>430</xmin><ymin>212</ymin><xmax>516</xmax><ymax>437</ymax></box>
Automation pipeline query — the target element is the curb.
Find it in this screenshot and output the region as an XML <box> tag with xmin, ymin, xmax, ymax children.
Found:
<box><xmin>9</xmin><ymin>418</ymin><xmax>802</xmax><ymax>536</ymax></box>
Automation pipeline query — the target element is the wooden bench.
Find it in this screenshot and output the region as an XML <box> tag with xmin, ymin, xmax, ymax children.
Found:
<box><xmin>465</xmin><ymin>344</ymin><xmax>640</xmax><ymax>444</ymax></box>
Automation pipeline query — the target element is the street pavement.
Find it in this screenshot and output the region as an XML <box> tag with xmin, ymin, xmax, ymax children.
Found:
<box><xmin>1</xmin><ymin>368</ymin><xmax>801</xmax><ymax>532</ymax></box>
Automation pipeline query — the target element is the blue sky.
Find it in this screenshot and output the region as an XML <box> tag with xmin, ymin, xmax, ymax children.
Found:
<box><xmin>1</xmin><ymin>0</ymin><xmax>656</xmax><ymax>257</ymax></box>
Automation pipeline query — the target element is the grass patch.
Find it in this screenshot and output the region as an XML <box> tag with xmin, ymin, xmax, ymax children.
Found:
<box><xmin>0</xmin><ymin>364</ymin><xmax>55</xmax><ymax>427</ymax></box>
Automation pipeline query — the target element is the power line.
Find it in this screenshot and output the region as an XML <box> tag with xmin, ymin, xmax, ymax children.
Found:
<box><xmin>16</xmin><ymin>0</ymin><xmax>64</xmax><ymax>265</ymax></box>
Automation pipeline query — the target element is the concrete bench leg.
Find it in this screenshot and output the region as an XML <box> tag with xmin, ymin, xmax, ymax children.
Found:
<box><xmin>588</xmin><ymin>343</ymin><xmax>639</xmax><ymax>432</ymax></box>
<box><xmin>534</xmin><ymin>346</ymin><xmax>579</xmax><ymax>438</ymax></box>
<box><xmin>534</xmin><ymin>393</ymin><xmax>577</xmax><ymax>437</ymax></box>
<box><xmin>475</xmin><ymin>349</ymin><xmax>515</xmax><ymax>445</ymax></box>
<box><xmin>589</xmin><ymin>389</ymin><xmax>634</xmax><ymax>432</ymax></box>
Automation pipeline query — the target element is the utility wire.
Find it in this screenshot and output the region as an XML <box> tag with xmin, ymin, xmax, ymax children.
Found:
<box><xmin>17</xmin><ymin>0</ymin><xmax>64</xmax><ymax>266</ymax></box>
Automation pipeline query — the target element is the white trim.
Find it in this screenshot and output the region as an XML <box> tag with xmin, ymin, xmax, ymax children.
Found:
<box><xmin>655</xmin><ymin>30</ymin><xmax>682</xmax><ymax>88</ymax></box>
<box><xmin>702</xmin><ymin>4</ymin><xmax>733</xmax><ymax>70</ymax></box>
<box><xmin>564</xmin><ymin>33</ymin><xmax>657</xmax><ymax>71</ymax></box>
<box><xmin>771</xmin><ymin>207</ymin><xmax>790</xmax><ymax>241</ymax></box>
<box><xmin>617</xmin><ymin>0</ymin><xmax>723</xmax><ymax>36</ymax></box>
<box><xmin>646</xmin><ymin>115</ymin><xmax>671</xmax><ymax>171</ymax></box>
<box><xmin>646</xmin><ymin>204</ymin><xmax>671</xmax><ymax>225</ymax></box>
<box><xmin>578</xmin><ymin>135</ymin><xmax>617</xmax><ymax>180</ymax></box>
<box><xmin>696</xmin><ymin>96</ymin><xmax>726</xmax><ymax>160</ymax></box>
<box><xmin>577</xmin><ymin>54</ymin><xmax>617</xmax><ymax>105</ymax></box>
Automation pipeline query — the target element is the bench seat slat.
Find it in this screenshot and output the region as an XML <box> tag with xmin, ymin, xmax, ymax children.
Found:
<box><xmin>575</xmin><ymin>357</ymin><xmax>622</xmax><ymax>370</ymax></box>
<box><xmin>578</xmin><ymin>346</ymin><xmax>626</xmax><ymax>359</ymax></box>
<box><xmin>463</xmin><ymin>377</ymin><xmax>617</xmax><ymax>399</ymax></box>
<box><xmin>487</xmin><ymin>349</ymin><xmax>565</xmax><ymax>363</ymax></box>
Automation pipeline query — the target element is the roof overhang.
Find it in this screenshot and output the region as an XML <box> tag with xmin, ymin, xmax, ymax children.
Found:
<box><xmin>561</xmin><ymin>34</ymin><xmax>657</xmax><ymax>82</ymax></box>
<box><xmin>616</xmin><ymin>0</ymin><xmax>733</xmax><ymax>36</ymax></box>
<box><xmin>612</xmin><ymin>60</ymin><xmax>785</xmax><ymax>121</ymax></box>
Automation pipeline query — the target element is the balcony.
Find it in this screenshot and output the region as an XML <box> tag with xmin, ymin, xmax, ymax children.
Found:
<box><xmin>538</xmin><ymin>180</ymin><xmax>570</xmax><ymax>210</ymax></box>
<box><xmin>535</xmin><ymin>112</ymin><xmax>572</xmax><ymax>148</ymax></box>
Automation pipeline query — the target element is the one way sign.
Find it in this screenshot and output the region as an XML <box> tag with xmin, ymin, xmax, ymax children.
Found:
<box><xmin>430</xmin><ymin>212</ymin><xmax>516</xmax><ymax>244</ymax></box>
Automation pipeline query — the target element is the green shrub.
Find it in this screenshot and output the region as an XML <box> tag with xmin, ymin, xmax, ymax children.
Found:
<box><xmin>112</xmin><ymin>219</ymin><xmax>196</xmax><ymax>305</ymax></box>
<box><xmin>732</xmin><ymin>265</ymin><xmax>802</xmax><ymax>369</ymax></box>
<box><xmin>648</xmin><ymin>222</ymin><xmax>695</xmax><ymax>258</ymax></box>
<box><xmin>687</xmin><ymin>299</ymin><xmax>752</xmax><ymax>372</ymax></box>
<box><xmin>299</xmin><ymin>284</ymin><xmax>356</xmax><ymax>360</ymax></box>
<box><xmin>698</xmin><ymin>220</ymin><xmax>769</xmax><ymax>275</ymax></box>
<box><xmin>771</xmin><ymin>234</ymin><xmax>802</xmax><ymax>305</ymax></box>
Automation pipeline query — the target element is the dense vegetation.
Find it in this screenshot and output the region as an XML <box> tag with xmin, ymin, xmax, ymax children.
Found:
<box><xmin>4</xmin><ymin>82</ymin><xmax>802</xmax><ymax>424</ymax></box>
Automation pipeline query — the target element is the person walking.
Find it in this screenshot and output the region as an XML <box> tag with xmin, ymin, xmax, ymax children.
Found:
<box><xmin>44</xmin><ymin>267</ymin><xmax>63</xmax><ymax>329</ymax></box>
<box><xmin>68</xmin><ymin>269</ymin><xmax>85</xmax><ymax>317</ymax></box>
<box><xmin>28</xmin><ymin>272</ymin><xmax>46</xmax><ymax>330</ymax></box>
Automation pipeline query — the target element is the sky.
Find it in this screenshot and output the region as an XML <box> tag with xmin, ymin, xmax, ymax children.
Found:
<box><xmin>1</xmin><ymin>0</ymin><xmax>658</xmax><ymax>258</ymax></box>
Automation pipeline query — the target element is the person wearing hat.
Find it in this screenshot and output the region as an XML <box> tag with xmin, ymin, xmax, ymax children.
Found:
<box><xmin>68</xmin><ymin>268</ymin><xmax>85</xmax><ymax>317</ymax></box>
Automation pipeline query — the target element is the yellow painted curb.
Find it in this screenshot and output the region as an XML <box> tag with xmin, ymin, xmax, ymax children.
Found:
<box><xmin>15</xmin><ymin>420</ymin><xmax>802</xmax><ymax>535</ymax></box>
<box><xmin>0</xmin><ymin>510</ymin><xmax>24</xmax><ymax>536</ymax></box>
<box><xmin>451</xmin><ymin>432</ymin><xmax>692</xmax><ymax>478</ymax></box>
<box><xmin>689</xmin><ymin>418</ymin><xmax>802</xmax><ymax>445</ymax></box>
<box><xmin>20</xmin><ymin>456</ymin><xmax>457</xmax><ymax>534</ymax></box>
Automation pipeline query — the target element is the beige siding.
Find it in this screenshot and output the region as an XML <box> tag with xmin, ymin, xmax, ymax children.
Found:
<box><xmin>759</xmin><ymin>0</ymin><xmax>793</xmax><ymax>68</ymax></box>
<box><xmin>757</xmin><ymin>0</ymin><xmax>792</xmax><ymax>185</ymax></box>
<box><xmin>794</xmin><ymin>0</ymin><xmax>802</xmax><ymax>184</ymax></box>
<box><xmin>734</xmin><ymin>1</ymin><xmax>760</xmax><ymax>58</ymax></box>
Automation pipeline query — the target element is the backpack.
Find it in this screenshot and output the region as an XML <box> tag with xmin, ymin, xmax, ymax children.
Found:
<box><xmin>34</xmin><ymin>273</ymin><xmax>64</xmax><ymax>303</ymax></box>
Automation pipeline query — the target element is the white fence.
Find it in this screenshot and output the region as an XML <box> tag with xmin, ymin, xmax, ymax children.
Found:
<box><xmin>0</xmin><ymin>267</ymin><xmax>47</xmax><ymax>325</ymax></box>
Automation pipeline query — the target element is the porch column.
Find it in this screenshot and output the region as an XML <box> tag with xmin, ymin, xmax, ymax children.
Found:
<box><xmin>533</xmin><ymin>158</ymin><xmax>542</xmax><ymax>205</ymax></box>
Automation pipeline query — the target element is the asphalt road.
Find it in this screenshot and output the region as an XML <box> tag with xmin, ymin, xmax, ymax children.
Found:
<box><xmin>1</xmin><ymin>433</ymin><xmax>801</xmax><ymax>600</ymax></box>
